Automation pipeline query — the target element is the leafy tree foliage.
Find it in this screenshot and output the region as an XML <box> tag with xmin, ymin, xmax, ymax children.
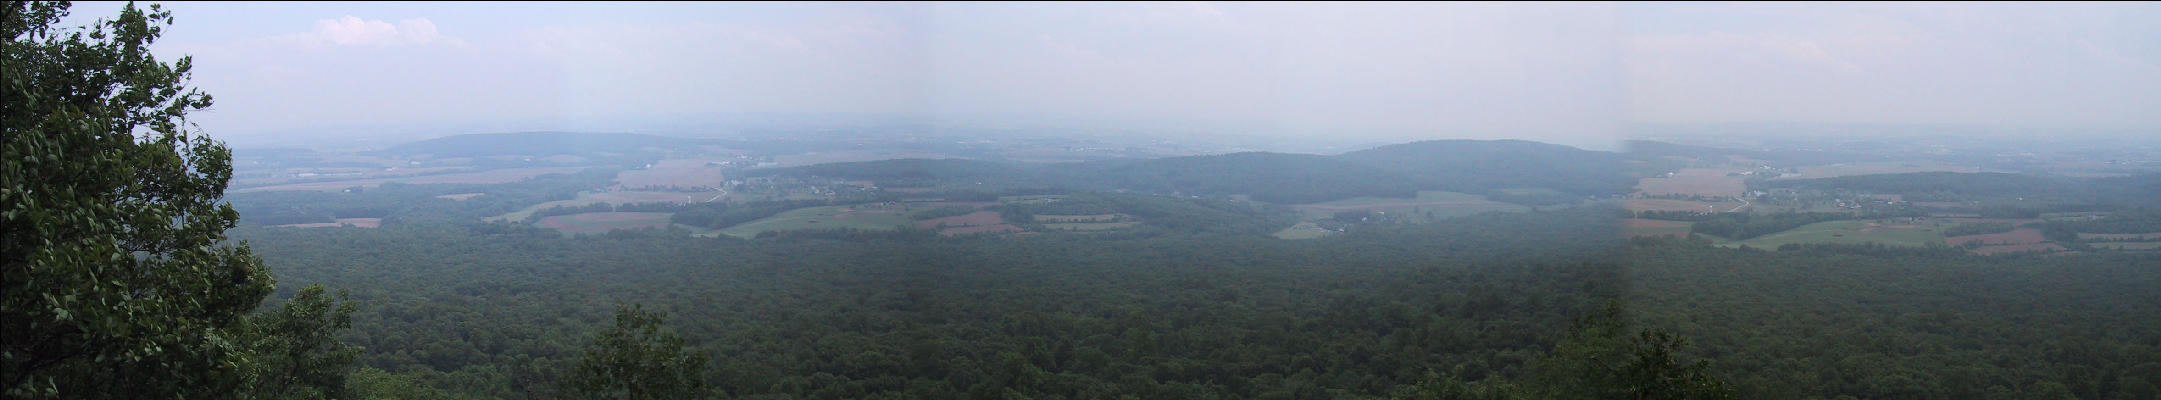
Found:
<box><xmin>239</xmin><ymin>285</ymin><xmax>361</xmax><ymax>400</ymax></box>
<box><xmin>559</xmin><ymin>304</ymin><xmax>711</xmax><ymax>400</ymax></box>
<box><xmin>2</xmin><ymin>2</ymin><xmax>282</xmax><ymax>397</ymax></box>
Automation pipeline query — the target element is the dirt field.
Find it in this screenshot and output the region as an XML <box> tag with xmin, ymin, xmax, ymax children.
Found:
<box><xmin>1635</xmin><ymin>169</ymin><xmax>1746</xmax><ymax>197</ymax></box>
<box><xmin>534</xmin><ymin>212</ymin><xmax>674</xmax><ymax>234</ymax></box>
<box><xmin>235</xmin><ymin>167</ymin><xmax>583</xmax><ymax>192</ymax></box>
<box><xmin>615</xmin><ymin>160</ymin><xmax>727</xmax><ymax>190</ymax></box>
<box><xmin>1946</xmin><ymin>228</ymin><xmax>2047</xmax><ymax>246</ymax></box>
<box><xmin>273</xmin><ymin>218</ymin><xmax>383</xmax><ymax>228</ymax></box>
<box><xmin>435</xmin><ymin>192</ymin><xmax>484</xmax><ymax>201</ymax></box>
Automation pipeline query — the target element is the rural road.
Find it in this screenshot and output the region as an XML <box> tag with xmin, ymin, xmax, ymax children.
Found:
<box><xmin>1727</xmin><ymin>197</ymin><xmax>1750</xmax><ymax>213</ymax></box>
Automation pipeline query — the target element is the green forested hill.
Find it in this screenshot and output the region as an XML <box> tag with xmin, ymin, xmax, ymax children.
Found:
<box><xmin>1337</xmin><ymin>139</ymin><xmax>1633</xmax><ymax>197</ymax></box>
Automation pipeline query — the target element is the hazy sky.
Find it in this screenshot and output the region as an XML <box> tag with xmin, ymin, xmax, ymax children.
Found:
<box><xmin>58</xmin><ymin>2</ymin><xmax>2161</xmax><ymax>149</ymax></box>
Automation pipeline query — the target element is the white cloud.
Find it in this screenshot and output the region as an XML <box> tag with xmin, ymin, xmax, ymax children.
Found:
<box><xmin>279</xmin><ymin>16</ymin><xmax>461</xmax><ymax>46</ymax></box>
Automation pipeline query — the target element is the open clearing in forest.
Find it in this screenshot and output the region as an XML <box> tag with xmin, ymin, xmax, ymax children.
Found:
<box><xmin>234</xmin><ymin>167</ymin><xmax>583</xmax><ymax>192</ymax></box>
<box><xmin>488</xmin><ymin>191</ymin><xmax>707</xmax><ymax>222</ymax></box>
<box><xmin>1294</xmin><ymin>191</ymin><xmax>1526</xmax><ymax>222</ymax></box>
<box><xmin>534</xmin><ymin>212</ymin><xmax>675</xmax><ymax>234</ymax></box>
<box><xmin>1272</xmin><ymin>221</ymin><xmax>1333</xmax><ymax>240</ymax></box>
<box><xmin>615</xmin><ymin>159</ymin><xmax>728</xmax><ymax>190</ymax></box>
<box><xmin>710</xmin><ymin>205</ymin><xmax>910</xmax><ymax>238</ymax></box>
<box><xmin>1720</xmin><ymin>220</ymin><xmax>1943</xmax><ymax>248</ymax></box>
<box><xmin>273</xmin><ymin>218</ymin><xmax>383</xmax><ymax>228</ymax></box>
<box><xmin>1636</xmin><ymin>168</ymin><xmax>1747</xmax><ymax>198</ymax></box>
<box><xmin>1623</xmin><ymin>218</ymin><xmax>1691</xmax><ymax>238</ymax></box>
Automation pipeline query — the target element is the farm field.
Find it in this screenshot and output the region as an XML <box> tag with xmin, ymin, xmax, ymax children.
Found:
<box><xmin>488</xmin><ymin>190</ymin><xmax>709</xmax><ymax>222</ymax></box>
<box><xmin>234</xmin><ymin>167</ymin><xmax>584</xmax><ymax>192</ymax></box>
<box><xmin>533</xmin><ymin>212</ymin><xmax>676</xmax><ymax>234</ymax></box>
<box><xmin>1272</xmin><ymin>221</ymin><xmax>1333</xmax><ymax>240</ymax></box>
<box><xmin>615</xmin><ymin>159</ymin><xmax>728</xmax><ymax>190</ymax></box>
<box><xmin>1635</xmin><ymin>168</ymin><xmax>1747</xmax><ymax>197</ymax></box>
<box><xmin>1622</xmin><ymin>218</ymin><xmax>1690</xmax><ymax>238</ymax></box>
<box><xmin>1293</xmin><ymin>191</ymin><xmax>1526</xmax><ymax>221</ymax></box>
<box><xmin>1625</xmin><ymin>198</ymin><xmax>1746</xmax><ymax>213</ymax></box>
<box><xmin>1722</xmin><ymin>220</ymin><xmax>1944</xmax><ymax>248</ymax></box>
<box><xmin>709</xmin><ymin>205</ymin><xmax>911</xmax><ymax>238</ymax></box>
<box><xmin>273</xmin><ymin>218</ymin><xmax>383</xmax><ymax>229</ymax></box>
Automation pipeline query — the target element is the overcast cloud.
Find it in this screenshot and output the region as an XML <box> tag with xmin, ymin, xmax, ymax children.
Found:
<box><xmin>56</xmin><ymin>2</ymin><xmax>2161</xmax><ymax>150</ymax></box>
